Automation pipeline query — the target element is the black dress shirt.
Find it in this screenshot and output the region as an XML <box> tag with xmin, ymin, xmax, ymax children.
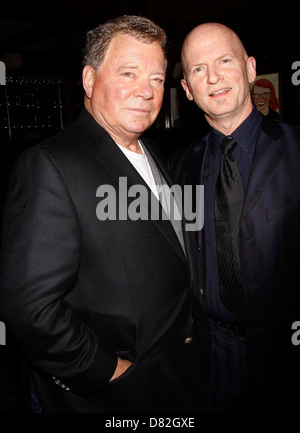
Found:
<box><xmin>203</xmin><ymin>107</ymin><xmax>262</xmax><ymax>322</ymax></box>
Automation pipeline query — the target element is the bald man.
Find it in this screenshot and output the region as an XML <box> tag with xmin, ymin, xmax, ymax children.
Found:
<box><xmin>169</xmin><ymin>23</ymin><xmax>300</xmax><ymax>412</ymax></box>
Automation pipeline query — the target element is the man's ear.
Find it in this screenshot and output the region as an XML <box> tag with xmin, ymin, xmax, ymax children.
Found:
<box><xmin>247</xmin><ymin>56</ymin><xmax>256</xmax><ymax>84</ymax></box>
<box><xmin>181</xmin><ymin>78</ymin><xmax>194</xmax><ymax>101</ymax></box>
<box><xmin>82</xmin><ymin>65</ymin><xmax>96</xmax><ymax>99</ymax></box>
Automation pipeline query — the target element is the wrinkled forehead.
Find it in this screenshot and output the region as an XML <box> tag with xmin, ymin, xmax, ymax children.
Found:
<box><xmin>182</xmin><ymin>25</ymin><xmax>246</xmax><ymax>69</ymax></box>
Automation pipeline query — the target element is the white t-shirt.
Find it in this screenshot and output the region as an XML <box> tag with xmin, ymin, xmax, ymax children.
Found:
<box><xmin>116</xmin><ymin>141</ymin><xmax>159</xmax><ymax>199</ymax></box>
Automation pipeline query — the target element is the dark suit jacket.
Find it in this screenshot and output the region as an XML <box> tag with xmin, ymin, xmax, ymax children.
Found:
<box><xmin>0</xmin><ymin>108</ymin><xmax>210</xmax><ymax>413</ymax></box>
<box><xmin>169</xmin><ymin>118</ymin><xmax>300</xmax><ymax>412</ymax></box>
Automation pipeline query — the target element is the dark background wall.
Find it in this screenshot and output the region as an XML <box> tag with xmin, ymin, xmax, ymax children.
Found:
<box><xmin>0</xmin><ymin>0</ymin><xmax>300</xmax><ymax>413</ymax></box>
<box><xmin>1</xmin><ymin>0</ymin><xmax>300</xmax><ymax>140</ymax></box>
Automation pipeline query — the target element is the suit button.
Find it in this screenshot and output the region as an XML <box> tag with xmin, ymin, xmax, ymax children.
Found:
<box><xmin>184</xmin><ymin>337</ymin><xmax>193</xmax><ymax>344</ymax></box>
<box><xmin>200</xmin><ymin>288</ymin><xmax>204</xmax><ymax>296</ymax></box>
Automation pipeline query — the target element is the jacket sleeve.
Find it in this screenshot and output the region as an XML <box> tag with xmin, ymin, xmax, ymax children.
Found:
<box><xmin>0</xmin><ymin>147</ymin><xmax>117</xmax><ymax>395</ymax></box>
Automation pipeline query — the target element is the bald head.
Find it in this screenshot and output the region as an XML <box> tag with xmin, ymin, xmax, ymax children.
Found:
<box><xmin>180</xmin><ymin>22</ymin><xmax>256</xmax><ymax>134</ymax></box>
<box><xmin>181</xmin><ymin>23</ymin><xmax>248</xmax><ymax>76</ymax></box>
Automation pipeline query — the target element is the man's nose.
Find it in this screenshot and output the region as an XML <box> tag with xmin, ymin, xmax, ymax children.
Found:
<box><xmin>134</xmin><ymin>79</ymin><xmax>155</xmax><ymax>99</ymax></box>
<box><xmin>207</xmin><ymin>66</ymin><xmax>222</xmax><ymax>84</ymax></box>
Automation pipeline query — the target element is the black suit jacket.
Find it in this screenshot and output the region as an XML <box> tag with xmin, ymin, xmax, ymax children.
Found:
<box><xmin>0</xmin><ymin>108</ymin><xmax>210</xmax><ymax>413</ymax></box>
<box><xmin>169</xmin><ymin>118</ymin><xmax>300</xmax><ymax>412</ymax></box>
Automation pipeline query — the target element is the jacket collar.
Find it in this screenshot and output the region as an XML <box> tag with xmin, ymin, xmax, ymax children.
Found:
<box><xmin>77</xmin><ymin>107</ymin><xmax>187</xmax><ymax>263</ymax></box>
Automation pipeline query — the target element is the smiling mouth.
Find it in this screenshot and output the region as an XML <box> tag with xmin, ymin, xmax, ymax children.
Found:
<box><xmin>209</xmin><ymin>88</ymin><xmax>231</xmax><ymax>97</ymax></box>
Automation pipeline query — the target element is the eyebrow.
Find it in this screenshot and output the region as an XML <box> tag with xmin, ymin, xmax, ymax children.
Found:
<box><xmin>189</xmin><ymin>52</ymin><xmax>238</xmax><ymax>69</ymax></box>
<box><xmin>118</xmin><ymin>65</ymin><xmax>166</xmax><ymax>76</ymax></box>
<box><xmin>217</xmin><ymin>52</ymin><xmax>237</xmax><ymax>60</ymax></box>
<box><xmin>117</xmin><ymin>65</ymin><xmax>139</xmax><ymax>73</ymax></box>
<box><xmin>119</xmin><ymin>64</ymin><xmax>139</xmax><ymax>69</ymax></box>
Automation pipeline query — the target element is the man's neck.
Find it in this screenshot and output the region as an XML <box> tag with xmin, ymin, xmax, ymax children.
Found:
<box><xmin>121</xmin><ymin>141</ymin><xmax>143</xmax><ymax>154</ymax></box>
<box><xmin>206</xmin><ymin>104</ymin><xmax>254</xmax><ymax>136</ymax></box>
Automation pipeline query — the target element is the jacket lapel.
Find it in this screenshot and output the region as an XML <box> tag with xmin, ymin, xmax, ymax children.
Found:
<box><xmin>189</xmin><ymin>136</ymin><xmax>209</xmax><ymax>247</ymax></box>
<box><xmin>184</xmin><ymin>137</ymin><xmax>208</xmax><ymax>292</ymax></box>
<box><xmin>80</xmin><ymin>109</ymin><xmax>186</xmax><ymax>262</ymax></box>
<box><xmin>242</xmin><ymin>119</ymin><xmax>286</xmax><ymax>220</ymax></box>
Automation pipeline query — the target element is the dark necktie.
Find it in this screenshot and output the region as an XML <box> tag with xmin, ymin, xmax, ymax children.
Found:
<box><xmin>214</xmin><ymin>137</ymin><xmax>245</xmax><ymax>320</ymax></box>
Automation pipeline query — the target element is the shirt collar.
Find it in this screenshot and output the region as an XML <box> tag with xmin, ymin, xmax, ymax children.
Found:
<box><xmin>209</xmin><ymin>106</ymin><xmax>261</xmax><ymax>161</ymax></box>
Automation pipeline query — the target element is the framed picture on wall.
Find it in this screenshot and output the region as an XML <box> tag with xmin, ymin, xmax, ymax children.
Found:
<box><xmin>250</xmin><ymin>72</ymin><xmax>280</xmax><ymax>121</ymax></box>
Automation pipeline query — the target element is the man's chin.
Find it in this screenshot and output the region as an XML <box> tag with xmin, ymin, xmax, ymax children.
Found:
<box><xmin>126</xmin><ymin>121</ymin><xmax>153</xmax><ymax>135</ymax></box>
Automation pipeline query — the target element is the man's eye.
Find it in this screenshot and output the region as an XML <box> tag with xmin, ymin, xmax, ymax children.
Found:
<box><xmin>152</xmin><ymin>77</ymin><xmax>164</xmax><ymax>84</ymax></box>
<box><xmin>193</xmin><ymin>66</ymin><xmax>204</xmax><ymax>73</ymax></box>
<box><xmin>123</xmin><ymin>72</ymin><xmax>134</xmax><ymax>77</ymax></box>
<box><xmin>222</xmin><ymin>58</ymin><xmax>231</xmax><ymax>63</ymax></box>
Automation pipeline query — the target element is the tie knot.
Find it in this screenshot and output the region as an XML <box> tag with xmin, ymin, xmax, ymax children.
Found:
<box><xmin>220</xmin><ymin>137</ymin><xmax>236</xmax><ymax>155</ymax></box>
